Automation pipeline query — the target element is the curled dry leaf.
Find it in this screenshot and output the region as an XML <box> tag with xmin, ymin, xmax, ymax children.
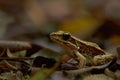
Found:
<box><xmin>7</xmin><ymin>49</ymin><xmax>16</xmax><ymax>58</ymax></box>
<box><xmin>6</xmin><ymin>49</ymin><xmax>27</xmax><ymax>58</ymax></box>
<box><xmin>0</xmin><ymin>40</ymin><xmax>45</xmax><ymax>57</ymax></box>
<box><xmin>0</xmin><ymin>40</ymin><xmax>31</xmax><ymax>52</ymax></box>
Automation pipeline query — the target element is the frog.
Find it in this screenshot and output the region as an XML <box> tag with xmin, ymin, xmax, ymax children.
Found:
<box><xmin>50</xmin><ymin>31</ymin><xmax>116</xmax><ymax>68</ymax></box>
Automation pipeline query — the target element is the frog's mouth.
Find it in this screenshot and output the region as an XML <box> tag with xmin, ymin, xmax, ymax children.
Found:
<box><xmin>50</xmin><ymin>33</ymin><xmax>60</xmax><ymax>42</ymax></box>
<box><xmin>50</xmin><ymin>34</ymin><xmax>78</xmax><ymax>50</ymax></box>
<box><xmin>50</xmin><ymin>33</ymin><xmax>68</xmax><ymax>44</ymax></box>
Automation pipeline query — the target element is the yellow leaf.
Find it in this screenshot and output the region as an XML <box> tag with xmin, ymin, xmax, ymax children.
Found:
<box><xmin>60</xmin><ymin>16</ymin><xmax>100</xmax><ymax>38</ymax></box>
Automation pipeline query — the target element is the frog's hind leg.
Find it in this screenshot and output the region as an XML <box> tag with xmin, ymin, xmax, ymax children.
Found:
<box><xmin>73</xmin><ymin>50</ymin><xmax>86</xmax><ymax>68</ymax></box>
<box><xmin>93</xmin><ymin>53</ymin><xmax>116</xmax><ymax>66</ymax></box>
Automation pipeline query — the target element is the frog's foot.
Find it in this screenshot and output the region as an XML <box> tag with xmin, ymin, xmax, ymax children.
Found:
<box><xmin>73</xmin><ymin>51</ymin><xmax>86</xmax><ymax>68</ymax></box>
<box><xmin>93</xmin><ymin>53</ymin><xmax>116</xmax><ymax>66</ymax></box>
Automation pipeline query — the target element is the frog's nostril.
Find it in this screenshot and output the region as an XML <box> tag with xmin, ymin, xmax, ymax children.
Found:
<box><xmin>48</xmin><ymin>33</ymin><xmax>57</xmax><ymax>41</ymax></box>
<box><xmin>47</xmin><ymin>33</ymin><xmax>51</xmax><ymax>38</ymax></box>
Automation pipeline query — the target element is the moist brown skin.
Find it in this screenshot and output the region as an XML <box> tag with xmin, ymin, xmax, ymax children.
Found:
<box><xmin>50</xmin><ymin>31</ymin><xmax>116</xmax><ymax>66</ymax></box>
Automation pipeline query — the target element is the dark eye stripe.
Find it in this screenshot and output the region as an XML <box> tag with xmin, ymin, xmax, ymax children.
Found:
<box><xmin>62</xmin><ymin>33</ymin><xmax>70</xmax><ymax>40</ymax></box>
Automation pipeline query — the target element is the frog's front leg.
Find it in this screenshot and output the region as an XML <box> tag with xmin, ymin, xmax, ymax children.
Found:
<box><xmin>73</xmin><ymin>50</ymin><xmax>86</xmax><ymax>68</ymax></box>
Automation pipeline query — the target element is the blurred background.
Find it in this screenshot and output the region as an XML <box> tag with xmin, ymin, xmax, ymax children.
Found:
<box><xmin>0</xmin><ymin>0</ymin><xmax>120</xmax><ymax>53</ymax></box>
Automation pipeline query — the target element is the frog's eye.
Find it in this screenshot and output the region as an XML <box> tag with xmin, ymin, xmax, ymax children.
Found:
<box><xmin>62</xmin><ymin>33</ymin><xmax>70</xmax><ymax>40</ymax></box>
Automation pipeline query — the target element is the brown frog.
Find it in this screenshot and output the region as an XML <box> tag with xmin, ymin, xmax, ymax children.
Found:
<box><xmin>50</xmin><ymin>31</ymin><xmax>116</xmax><ymax>68</ymax></box>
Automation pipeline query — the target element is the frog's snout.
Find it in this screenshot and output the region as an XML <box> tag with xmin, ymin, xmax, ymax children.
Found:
<box><xmin>49</xmin><ymin>32</ymin><xmax>55</xmax><ymax>39</ymax></box>
<box><xmin>49</xmin><ymin>32</ymin><xmax>59</xmax><ymax>42</ymax></box>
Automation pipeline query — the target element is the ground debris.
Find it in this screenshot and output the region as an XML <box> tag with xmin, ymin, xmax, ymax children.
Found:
<box><xmin>0</xmin><ymin>71</ymin><xmax>30</xmax><ymax>80</ymax></box>
<box><xmin>83</xmin><ymin>74</ymin><xmax>114</xmax><ymax>80</ymax></box>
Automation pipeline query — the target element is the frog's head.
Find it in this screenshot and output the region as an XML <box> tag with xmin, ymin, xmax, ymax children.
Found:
<box><xmin>50</xmin><ymin>31</ymin><xmax>78</xmax><ymax>50</ymax></box>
